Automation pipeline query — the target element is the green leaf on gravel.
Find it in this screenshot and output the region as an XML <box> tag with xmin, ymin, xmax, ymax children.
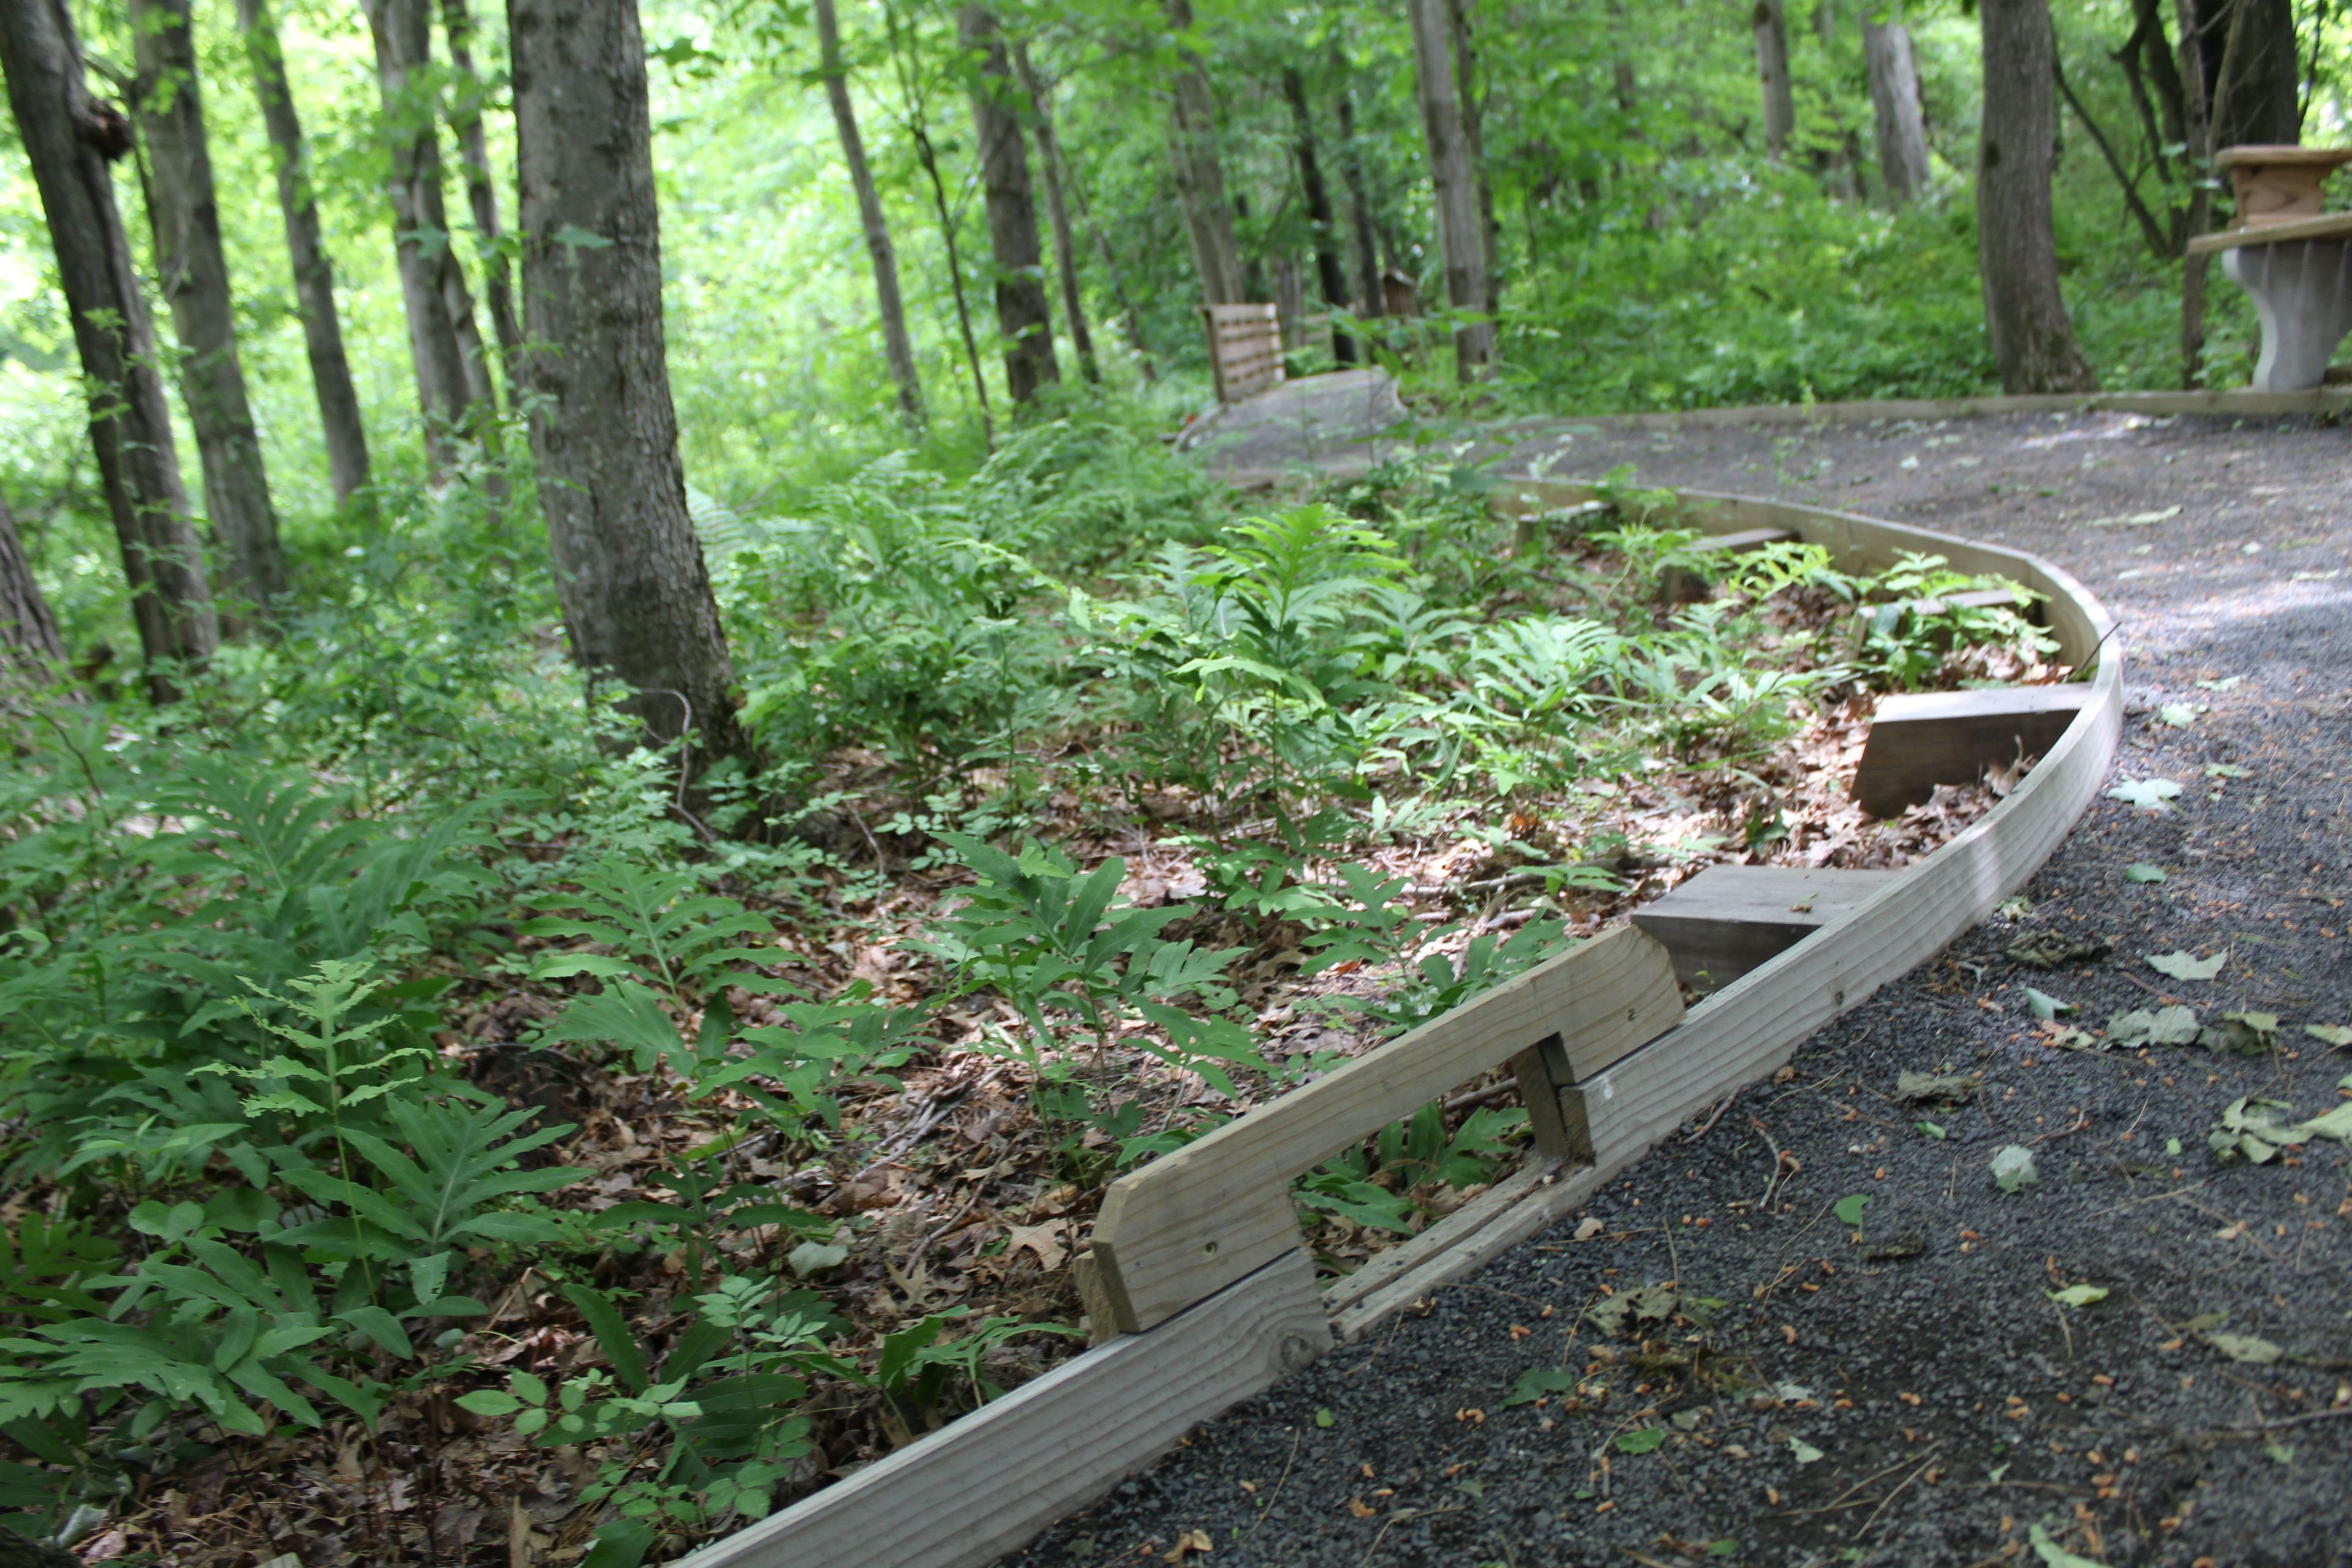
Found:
<box><xmin>1833</xmin><ymin>1194</ymin><xmax>1871</xmax><ymax>1227</ymax></box>
<box><xmin>1789</xmin><ymin>1438</ymin><xmax>1825</xmax><ymax>1465</ymax></box>
<box><xmin>2199</xmin><ymin>1011</ymin><xmax>2278</xmax><ymax>1052</ymax></box>
<box><xmin>1314</xmin><ymin>1407</ymin><xmax>1334</xmax><ymax>1428</ymax></box>
<box><xmin>2024</xmin><ymin>987</ymin><xmax>2076</xmax><ymax>1021</ymax></box>
<box><xmin>2106</xmin><ymin>778</ymin><xmax>2183</xmax><ymax>810</ymax></box>
<box><xmin>1504</xmin><ymin>1367</ymin><xmax>1580</xmax><ymax>1407</ymax></box>
<box><xmin>2207</xmin><ymin>1333</ymin><xmax>2282</xmax><ymax>1365</ymax></box>
<box><xmin>2147</xmin><ymin>950</ymin><xmax>2226</xmax><ymax>981</ymax></box>
<box><xmin>2046</xmin><ymin>1284</ymin><xmax>2109</xmax><ymax>1308</ymax></box>
<box><xmin>2029</xmin><ymin>1523</ymin><xmax>2105</xmax><ymax>1568</ymax></box>
<box><xmin>2203</xmin><ymin>762</ymin><xmax>2250</xmax><ymax>778</ymax></box>
<box><xmin>2293</xmin><ymin>1102</ymin><xmax>2352</xmax><ymax>1143</ymax></box>
<box><xmin>2109</xmin><ymin>1005</ymin><xmax>2200</xmax><ymax>1047</ymax></box>
<box><xmin>2124</xmin><ymin>862</ymin><xmax>2168</xmax><ymax>883</ymax></box>
<box><xmin>1991</xmin><ymin>1145</ymin><xmax>2038</xmax><ymax>1193</ymax></box>
<box><xmin>1896</xmin><ymin>1071</ymin><xmax>1977</xmax><ymax>1105</ymax></box>
<box><xmin>1616</xmin><ymin>1428</ymin><xmax>1667</xmax><ymax>1455</ymax></box>
<box><xmin>2195</xmin><ymin>676</ymin><xmax>2242</xmax><ymax>692</ymax></box>
<box><xmin>2306</xmin><ymin>1024</ymin><xmax>2352</xmax><ymax>1048</ymax></box>
<box><xmin>2156</xmin><ymin>703</ymin><xmax>2201</xmax><ymax>728</ymax></box>
<box><xmin>2084</xmin><ymin>505</ymin><xmax>2180</xmax><ymax>527</ymax></box>
<box><xmin>1917</xmin><ymin>1120</ymin><xmax>1947</xmax><ymax>1140</ymax></box>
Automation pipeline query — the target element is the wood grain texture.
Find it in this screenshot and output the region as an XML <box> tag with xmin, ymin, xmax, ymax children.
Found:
<box><xmin>1090</xmin><ymin>924</ymin><xmax>1684</xmax><ymax>1332</ymax></box>
<box><xmin>2186</xmin><ymin>209</ymin><xmax>2352</xmax><ymax>253</ymax></box>
<box><xmin>670</xmin><ymin>1250</ymin><xmax>1329</xmax><ymax>1568</ymax></box>
<box><xmin>1330</xmin><ymin>1161</ymin><xmax>1608</xmax><ymax>1342</ymax></box>
<box><xmin>1850</xmin><ymin>685</ymin><xmax>2094</xmax><ymax>816</ymax></box>
<box><xmin>1631</xmin><ymin>866</ymin><xmax>1899</xmax><ymax>988</ymax></box>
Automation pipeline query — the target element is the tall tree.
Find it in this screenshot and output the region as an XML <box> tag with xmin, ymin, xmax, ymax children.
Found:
<box><xmin>129</xmin><ymin>0</ymin><xmax>287</xmax><ymax>628</ymax></box>
<box><xmin>440</xmin><ymin>0</ymin><xmax>524</xmax><ymax>375</ymax></box>
<box><xmin>1281</xmin><ymin>66</ymin><xmax>1355</xmax><ymax>364</ymax></box>
<box><xmin>2176</xmin><ymin>0</ymin><xmax>2217</xmax><ymax>385</ymax></box>
<box><xmin>1016</xmin><ymin>42</ymin><xmax>1099</xmax><ymax>385</ymax></box>
<box><xmin>1862</xmin><ymin>8</ymin><xmax>1931</xmax><ymax>204</ymax></box>
<box><xmin>0</xmin><ymin>0</ymin><xmax>217</xmax><ymax>700</ymax></box>
<box><xmin>0</xmin><ymin>494</ymin><xmax>68</xmax><ymax>693</ymax></box>
<box><xmin>818</xmin><ymin>0</ymin><xmax>926</xmax><ymax>423</ymax></box>
<box><xmin>884</xmin><ymin>0</ymin><xmax>990</xmax><ymax>443</ymax></box>
<box><xmin>2207</xmin><ymin>0</ymin><xmax>2299</xmax><ymax>148</ymax></box>
<box><xmin>1163</xmin><ymin>0</ymin><xmax>1243</xmax><ymax>306</ymax></box>
<box><xmin>1977</xmin><ymin>0</ymin><xmax>2096</xmax><ymax>392</ymax></box>
<box><xmin>1060</xmin><ymin>138</ymin><xmax>1158</xmax><ymax>380</ymax></box>
<box><xmin>959</xmin><ymin>7</ymin><xmax>1059</xmax><ymax>404</ymax></box>
<box><xmin>236</xmin><ymin>0</ymin><xmax>372</xmax><ymax>509</ymax></box>
<box><xmin>1446</xmin><ymin>0</ymin><xmax>1498</xmax><ymax>309</ymax></box>
<box><xmin>1335</xmin><ymin>80</ymin><xmax>1383</xmax><ymax>317</ymax></box>
<box><xmin>508</xmin><ymin>0</ymin><xmax>749</xmax><ymax>766</ymax></box>
<box><xmin>364</xmin><ymin>0</ymin><xmax>487</xmax><ymax>473</ymax></box>
<box><xmin>1752</xmin><ymin>0</ymin><xmax>1795</xmax><ymax>160</ymax></box>
<box><xmin>1408</xmin><ymin>0</ymin><xmax>1492</xmax><ymax>377</ymax></box>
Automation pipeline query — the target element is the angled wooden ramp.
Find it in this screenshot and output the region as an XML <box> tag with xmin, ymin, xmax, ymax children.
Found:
<box><xmin>1631</xmin><ymin>865</ymin><xmax>1901</xmax><ymax>991</ymax></box>
<box><xmin>1852</xmin><ymin>685</ymin><xmax>2094</xmax><ymax>818</ymax></box>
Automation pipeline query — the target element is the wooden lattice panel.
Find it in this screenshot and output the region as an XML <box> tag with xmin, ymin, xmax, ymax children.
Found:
<box><xmin>1203</xmin><ymin>302</ymin><xmax>1284</xmax><ymax>404</ymax></box>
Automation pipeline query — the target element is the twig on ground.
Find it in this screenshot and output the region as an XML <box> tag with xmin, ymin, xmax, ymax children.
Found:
<box><xmin>1684</xmin><ymin>1089</ymin><xmax>1738</xmax><ymax>1142</ymax></box>
<box><xmin>1234</xmin><ymin>1426</ymin><xmax>1302</xmax><ymax>1552</ymax></box>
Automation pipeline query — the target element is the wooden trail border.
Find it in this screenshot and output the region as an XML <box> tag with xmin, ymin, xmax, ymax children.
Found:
<box><xmin>673</xmin><ymin>483</ymin><xmax>2122</xmax><ymax>1568</ymax></box>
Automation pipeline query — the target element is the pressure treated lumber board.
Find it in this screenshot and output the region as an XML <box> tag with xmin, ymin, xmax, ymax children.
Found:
<box><xmin>1659</xmin><ymin>526</ymin><xmax>1798</xmax><ymax>602</ymax></box>
<box><xmin>1849</xmin><ymin>685</ymin><xmax>2094</xmax><ymax>818</ymax></box>
<box><xmin>1630</xmin><ymin>866</ymin><xmax>1900</xmax><ymax>989</ymax></box>
<box><xmin>2187</xmin><ymin>209</ymin><xmax>2352</xmax><ymax>254</ymax></box>
<box><xmin>1086</xmin><ymin>924</ymin><xmax>1685</xmax><ymax>1333</ymax></box>
<box><xmin>668</xmin><ymin>1250</ymin><xmax>1329</xmax><ymax>1568</ymax></box>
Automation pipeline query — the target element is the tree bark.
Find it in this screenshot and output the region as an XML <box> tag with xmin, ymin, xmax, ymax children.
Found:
<box><xmin>441</xmin><ymin>0</ymin><xmax>524</xmax><ymax>379</ymax></box>
<box><xmin>236</xmin><ymin>0</ymin><xmax>372</xmax><ymax>510</ymax></box>
<box><xmin>1164</xmin><ymin>0</ymin><xmax>1243</xmax><ymax>306</ymax></box>
<box><xmin>958</xmin><ymin>7</ymin><xmax>1058</xmax><ymax>405</ymax></box>
<box><xmin>1753</xmin><ymin>0</ymin><xmax>1796</xmax><ymax>160</ymax></box>
<box><xmin>508</xmin><ymin>0</ymin><xmax>748</xmax><ymax>766</ymax></box>
<box><xmin>1060</xmin><ymin>141</ymin><xmax>1157</xmax><ymax>381</ymax></box>
<box><xmin>818</xmin><ymin>0</ymin><xmax>926</xmax><ymax>423</ymax></box>
<box><xmin>1977</xmin><ymin>0</ymin><xmax>2097</xmax><ymax>392</ymax></box>
<box><xmin>880</xmin><ymin>1</ymin><xmax>991</xmax><ymax>443</ymax></box>
<box><xmin>1446</xmin><ymin>0</ymin><xmax>1498</xmax><ymax>311</ymax></box>
<box><xmin>1281</xmin><ymin>66</ymin><xmax>1355</xmax><ymax>364</ymax></box>
<box><xmin>1407</xmin><ymin>0</ymin><xmax>1492</xmax><ymax>378</ymax></box>
<box><xmin>1863</xmin><ymin>14</ymin><xmax>1932</xmax><ymax>204</ymax></box>
<box><xmin>130</xmin><ymin>0</ymin><xmax>286</xmax><ymax>630</ymax></box>
<box><xmin>2176</xmin><ymin>0</ymin><xmax>2216</xmax><ymax>385</ymax></box>
<box><xmin>2208</xmin><ymin>0</ymin><xmax>2299</xmax><ymax>148</ymax></box>
<box><xmin>0</xmin><ymin>492</ymin><xmax>68</xmax><ymax>692</ymax></box>
<box><xmin>364</xmin><ymin>0</ymin><xmax>485</xmax><ymax>474</ymax></box>
<box><xmin>1015</xmin><ymin>42</ymin><xmax>1098</xmax><ymax>385</ymax></box>
<box><xmin>1336</xmin><ymin>81</ymin><xmax>1383</xmax><ymax>316</ymax></box>
<box><xmin>0</xmin><ymin>0</ymin><xmax>216</xmax><ymax>700</ymax></box>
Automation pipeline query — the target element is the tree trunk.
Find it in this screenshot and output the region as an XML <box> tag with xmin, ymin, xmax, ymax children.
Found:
<box><xmin>1407</xmin><ymin>0</ymin><xmax>1492</xmax><ymax>379</ymax></box>
<box><xmin>880</xmin><ymin>2</ymin><xmax>991</xmax><ymax>443</ymax></box>
<box><xmin>364</xmin><ymin>0</ymin><xmax>480</xmax><ymax>475</ymax></box>
<box><xmin>2208</xmin><ymin>0</ymin><xmax>2299</xmax><ymax>148</ymax></box>
<box><xmin>441</xmin><ymin>0</ymin><xmax>524</xmax><ymax>378</ymax></box>
<box><xmin>1863</xmin><ymin>13</ymin><xmax>1932</xmax><ymax>204</ymax></box>
<box><xmin>0</xmin><ymin>0</ymin><xmax>217</xmax><ymax>700</ymax></box>
<box><xmin>1977</xmin><ymin>0</ymin><xmax>2097</xmax><ymax>392</ymax></box>
<box><xmin>0</xmin><ymin>492</ymin><xmax>68</xmax><ymax>692</ymax></box>
<box><xmin>1281</xmin><ymin>66</ymin><xmax>1355</xmax><ymax>364</ymax></box>
<box><xmin>1336</xmin><ymin>83</ymin><xmax>1383</xmax><ymax>317</ymax></box>
<box><xmin>2176</xmin><ymin>0</ymin><xmax>2216</xmax><ymax>385</ymax></box>
<box><xmin>1060</xmin><ymin>142</ymin><xmax>1157</xmax><ymax>380</ymax></box>
<box><xmin>1446</xmin><ymin>0</ymin><xmax>1498</xmax><ymax>311</ymax></box>
<box><xmin>1753</xmin><ymin>0</ymin><xmax>1795</xmax><ymax>160</ymax></box>
<box><xmin>1015</xmin><ymin>42</ymin><xmax>1098</xmax><ymax>385</ymax></box>
<box><xmin>818</xmin><ymin>0</ymin><xmax>925</xmax><ymax>423</ymax></box>
<box><xmin>130</xmin><ymin>0</ymin><xmax>286</xmax><ymax>630</ymax></box>
<box><xmin>1164</xmin><ymin>0</ymin><xmax>1243</xmax><ymax>306</ymax></box>
<box><xmin>508</xmin><ymin>0</ymin><xmax>749</xmax><ymax>766</ymax></box>
<box><xmin>236</xmin><ymin>0</ymin><xmax>372</xmax><ymax>510</ymax></box>
<box><xmin>958</xmin><ymin>7</ymin><xmax>1058</xmax><ymax>405</ymax></box>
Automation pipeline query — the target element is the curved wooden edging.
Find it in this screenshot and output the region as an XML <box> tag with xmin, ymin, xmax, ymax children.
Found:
<box><xmin>673</xmin><ymin>484</ymin><xmax>2122</xmax><ymax>1568</ymax></box>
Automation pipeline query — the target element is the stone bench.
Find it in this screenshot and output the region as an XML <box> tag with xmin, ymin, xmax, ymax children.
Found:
<box><xmin>2187</xmin><ymin>145</ymin><xmax>2352</xmax><ymax>391</ymax></box>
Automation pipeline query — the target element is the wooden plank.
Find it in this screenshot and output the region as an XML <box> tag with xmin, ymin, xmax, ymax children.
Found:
<box><xmin>2186</xmin><ymin>210</ymin><xmax>2352</xmax><ymax>254</ymax></box>
<box><xmin>1850</xmin><ymin>685</ymin><xmax>2094</xmax><ymax>817</ymax></box>
<box><xmin>1630</xmin><ymin>866</ymin><xmax>1901</xmax><ymax>989</ymax></box>
<box><xmin>1329</xmin><ymin>1159</ymin><xmax>1607</xmax><ymax>1342</ymax></box>
<box><xmin>1660</xmin><ymin>526</ymin><xmax>1798</xmax><ymax>601</ymax></box>
<box><xmin>669</xmin><ymin>1250</ymin><xmax>1329</xmax><ymax>1568</ymax></box>
<box><xmin>1088</xmin><ymin>925</ymin><xmax>1685</xmax><ymax>1333</ymax></box>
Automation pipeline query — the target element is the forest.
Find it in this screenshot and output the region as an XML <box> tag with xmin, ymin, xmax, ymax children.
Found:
<box><xmin>0</xmin><ymin>0</ymin><xmax>2338</xmax><ymax>1562</ymax></box>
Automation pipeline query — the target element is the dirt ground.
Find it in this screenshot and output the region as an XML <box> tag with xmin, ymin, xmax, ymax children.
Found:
<box><xmin>1005</xmin><ymin>409</ymin><xmax>2352</xmax><ymax>1568</ymax></box>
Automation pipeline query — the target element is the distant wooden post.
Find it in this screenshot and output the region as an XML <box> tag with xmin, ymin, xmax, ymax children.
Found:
<box><xmin>1202</xmin><ymin>301</ymin><xmax>1284</xmax><ymax>403</ymax></box>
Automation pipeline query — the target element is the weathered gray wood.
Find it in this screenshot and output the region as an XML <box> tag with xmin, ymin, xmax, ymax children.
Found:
<box><xmin>1660</xmin><ymin>526</ymin><xmax>1797</xmax><ymax>601</ymax></box>
<box><xmin>1630</xmin><ymin>866</ymin><xmax>1899</xmax><ymax>990</ymax></box>
<box><xmin>1088</xmin><ymin>924</ymin><xmax>1683</xmax><ymax>1333</ymax></box>
<box><xmin>1850</xmin><ymin>685</ymin><xmax>2093</xmax><ymax>817</ymax></box>
<box><xmin>1329</xmin><ymin>1159</ymin><xmax>1606</xmax><ymax>1342</ymax></box>
<box><xmin>2185</xmin><ymin>208</ymin><xmax>2352</xmax><ymax>254</ymax></box>
<box><xmin>671</xmin><ymin>1250</ymin><xmax>1329</xmax><ymax>1568</ymax></box>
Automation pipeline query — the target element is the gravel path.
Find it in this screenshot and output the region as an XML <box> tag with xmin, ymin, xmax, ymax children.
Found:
<box><xmin>1009</xmin><ymin>410</ymin><xmax>2352</xmax><ymax>1568</ymax></box>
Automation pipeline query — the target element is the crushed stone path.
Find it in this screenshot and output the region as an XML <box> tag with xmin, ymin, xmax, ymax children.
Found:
<box><xmin>1007</xmin><ymin>409</ymin><xmax>2352</xmax><ymax>1568</ymax></box>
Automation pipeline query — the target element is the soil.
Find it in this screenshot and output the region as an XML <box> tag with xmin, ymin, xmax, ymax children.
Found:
<box><xmin>1005</xmin><ymin>408</ymin><xmax>2352</xmax><ymax>1568</ymax></box>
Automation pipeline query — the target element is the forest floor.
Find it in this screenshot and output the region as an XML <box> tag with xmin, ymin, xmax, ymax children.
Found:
<box><xmin>1005</xmin><ymin>405</ymin><xmax>2352</xmax><ymax>1568</ymax></box>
